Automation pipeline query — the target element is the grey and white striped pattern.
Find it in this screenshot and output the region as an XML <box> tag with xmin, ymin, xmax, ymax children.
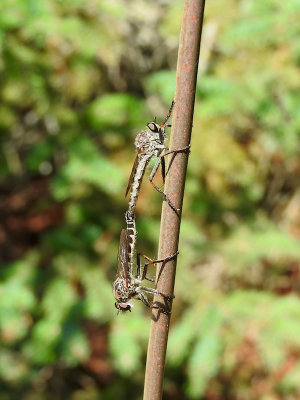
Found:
<box><xmin>127</xmin><ymin>154</ymin><xmax>152</xmax><ymax>215</ymax></box>
<box><xmin>125</xmin><ymin>210</ymin><xmax>136</xmax><ymax>276</ymax></box>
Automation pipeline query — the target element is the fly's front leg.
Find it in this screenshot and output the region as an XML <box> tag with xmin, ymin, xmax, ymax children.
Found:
<box><xmin>139</xmin><ymin>286</ymin><xmax>175</xmax><ymax>303</ymax></box>
<box><xmin>149</xmin><ymin>158</ymin><xmax>180</xmax><ymax>215</ymax></box>
<box><xmin>159</xmin><ymin>100</ymin><xmax>175</xmax><ymax>128</ymax></box>
<box><xmin>137</xmin><ymin>292</ymin><xmax>171</xmax><ymax>315</ymax></box>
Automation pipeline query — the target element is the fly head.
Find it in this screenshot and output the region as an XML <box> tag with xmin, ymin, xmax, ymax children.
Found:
<box><xmin>146</xmin><ymin>122</ymin><xmax>160</xmax><ymax>133</ymax></box>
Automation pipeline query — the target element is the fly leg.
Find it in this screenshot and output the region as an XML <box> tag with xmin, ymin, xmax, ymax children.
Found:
<box><xmin>139</xmin><ymin>286</ymin><xmax>175</xmax><ymax>303</ymax></box>
<box><xmin>149</xmin><ymin>145</ymin><xmax>190</xmax><ymax>215</ymax></box>
<box><xmin>159</xmin><ymin>100</ymin><xmax>175</xmax><ymax>128</ymax></box>
<box><xmin>137</xmin><ymin>291</ymin><xmax>171</xmax><ymax>315</ymax></box>
<box><xmin>137</xmin><ymin>292</ymin><xmax>168</xmax><ymax>314</ymax></box>
<box><xmin>136</xmin><ymin>252</ymin><xmax>151</xmax><ymax>281</ymax></box>
<box><xmin>160</xmin><ymin>144</ymin><xmax>191</xmax><ymax>177</ymax></box>
<box><xmin>160</xmin><ymin>144</ymin><xmax>191</xmax><ymax>158</ymax></box>
<box><xmin>138</xmin><ymin>251</ymin><xmax>179</xmax><ymax>282</ymax></box>
<box><xmin>149</xmin><ymin>158</ymin><xmax>180</xmax><ymax>215</ymax></box>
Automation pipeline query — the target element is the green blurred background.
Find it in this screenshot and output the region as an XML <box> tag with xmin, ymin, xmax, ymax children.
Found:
<box><xmin>1</xmin><ymin>0</ymin><xmax>300</xmax><ymax>399</ymax></box>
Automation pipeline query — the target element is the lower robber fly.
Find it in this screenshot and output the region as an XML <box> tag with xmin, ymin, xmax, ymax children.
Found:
<box><xmin>113</xmin><ymin>214</ymin><xmax>178</xmax><ymax>313</ymax></box>
<box><xmin>125</xmin><ymin>100</ymin><xmax>190</xmax><ymax>216</ymax></box>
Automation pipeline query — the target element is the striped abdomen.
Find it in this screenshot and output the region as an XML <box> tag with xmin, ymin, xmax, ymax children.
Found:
<box><xmin>125</xmin><ymin>211</ymin><xmax>137</xmax><ymax>275</ymax></box>
<box><xmin>128</xmin><ymin>154</ymin><xmax>151</xmax><ymax>215</ymax></box>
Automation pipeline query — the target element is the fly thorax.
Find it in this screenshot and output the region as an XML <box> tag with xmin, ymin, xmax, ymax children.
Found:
<box><xmin>135</xmin><ymin>130</ymin><xmax>151</xmax><ymax>154</ymax></box>
<box><xmin>135</xmin><ymin>129</ymin><xmax>161</xmax><ymax>156</ymax></box>
<box><xmin>112</xmin><ymin>278</ymin><xmax>136</xmax><ymax>302</ymax></box>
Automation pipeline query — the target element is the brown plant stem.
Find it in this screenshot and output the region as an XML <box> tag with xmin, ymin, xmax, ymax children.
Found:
<box><xmin>143</xmin><ymin>1</ymin><xmax>206</xmax><ymax>399</ymax></box>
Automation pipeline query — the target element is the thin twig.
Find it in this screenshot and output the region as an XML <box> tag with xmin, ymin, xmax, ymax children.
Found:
<box><xmin>143</xmin><ymin>1</ymin><xmax>206</xmax><ymax>399</ymax></box>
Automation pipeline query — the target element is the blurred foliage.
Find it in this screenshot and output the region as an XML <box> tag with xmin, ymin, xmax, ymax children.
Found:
<box><xmin>0</xmin><ymin>0</ymin><xmax>300</xmax><ymax>399</ymax></box>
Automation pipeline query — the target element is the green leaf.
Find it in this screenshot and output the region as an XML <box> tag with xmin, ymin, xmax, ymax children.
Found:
<box><xmin>86</xmin><ymin>93</ymin><xmax>144</xmax><ymax>130</ymax></box>
<box><xmin>145</xmin><ymin>71</ymin><xmax>176</xmax><ymax>103</ymax></box>
<box><xmin>110</xmin><ymin>316</ymin><xmax>149</xmax><ymax>375</ymax></box>
<box><xmin>186</xmin><ymin>308</ymin><xmax>223</xmax><ymax>398</ymax></box>
<box><xmin>52</xmin><ymin>136</ymin><xmax>124</xmax><ymax>199</ymax></box>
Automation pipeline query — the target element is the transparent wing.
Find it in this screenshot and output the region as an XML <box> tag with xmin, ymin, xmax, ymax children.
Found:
<box><xmin>125</xmin><ymin>154</ymin><xmax>140</xmax><ymax>198</ymax></box>
<box><xmin>117</xmin><ymin>229</ymin><xmax>130</xmax><ymax>286</ymax></box>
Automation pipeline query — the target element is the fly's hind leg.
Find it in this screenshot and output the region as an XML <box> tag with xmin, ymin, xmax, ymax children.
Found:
<box><xmin>138</xmin><ymin>251</ymin><xmax>179</xmax><ymax>282</ymax></box>
<box><xmin>137</xmin><ymin>253</ymin><xmax>155</xmax><ymax>282</ymax></box>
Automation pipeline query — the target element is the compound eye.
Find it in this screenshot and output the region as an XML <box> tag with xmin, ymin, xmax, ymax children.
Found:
<box><xmin>147</xmin><ymin>122</ymin><xmax>159</xmax><ymax>133</ymax></box>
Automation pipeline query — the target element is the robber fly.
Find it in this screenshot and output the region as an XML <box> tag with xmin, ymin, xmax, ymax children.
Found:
<box><xmin>112</xmin><ymin>212</ymin><xmax>178</xmax><ymax>313</ymax></box>
<box><xmin>125</xmin><ymin>101</ymin><xmax>190</xmax><ymax>216</ymax></box>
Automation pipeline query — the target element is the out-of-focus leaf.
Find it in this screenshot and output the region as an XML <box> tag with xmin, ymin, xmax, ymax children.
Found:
<box><xmin>222</xmin><ymin>222</ymin><xmax>300</xmax><ymax>274</ymax></box>
<box><xmin>52</xmin><ymin>136</ymin><xmax>124</xmax><ymax>199</ymax></box>
<box><xmin>145</xmin><ymin>71</ymin><xmax>176</xmax><ymax>103</ymax></box>
<box><xmin>0</xmin><ymin>253</ymin><xmax>37</xmax><ymax>343</ymax></box>
<box><xmin>186</xmin><ymin>307</ymin><xmax>223</xmax><ymax>398</ymax></box>
<box><xmin>0</xmin><ymin>350</ymin><xmax>29</xmax><ymax>383</ymax></box>
<box><xmin>110</xmin><ymin>316</ymin><xmax>148</xmax><ymax>375</ymax></box>
<box><xmin>41</xmin><ymin>277</ymin><xmax>77</xmax><ymax>321</ymax></box>
<box><xmin>82</xmin><ymin>268</ymin><xmax>114</xmax><ymax>321</ymax></box>
<box><xmin>186</xmin><ymin>335</ymin><xmax>222</xmax><ymax>398</ymax></box>
<box><xmin>86</xmin><ymin>93</ymin><xmax>144</xmax><ymax>130</ymax></box>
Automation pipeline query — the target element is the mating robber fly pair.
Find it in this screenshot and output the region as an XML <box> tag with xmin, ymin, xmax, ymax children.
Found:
<box><xmin>112</xmin><ymin>101</ymin><xmax>190</xmax><ymax>314</ymax></box>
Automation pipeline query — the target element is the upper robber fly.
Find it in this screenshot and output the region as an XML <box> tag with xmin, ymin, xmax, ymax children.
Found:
<box><xmin>125</xmin><ymin>101</ymin><xmax>190</xmax><ymax>217</ymax></box>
